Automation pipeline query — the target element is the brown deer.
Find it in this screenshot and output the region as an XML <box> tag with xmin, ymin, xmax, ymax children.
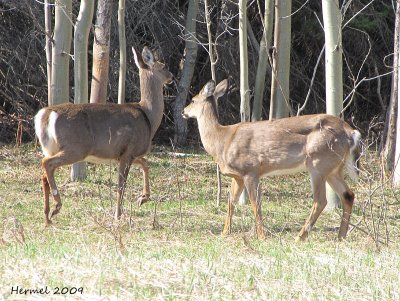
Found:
<box><xmin>182</xmin><ymin>80</ymin><xmax>361</xmax><ymax>241</ymax></box>
<box><xmin>35</xmin><ymin>46</ymin><xmax>173</xmax><ymax>225</ymax></box>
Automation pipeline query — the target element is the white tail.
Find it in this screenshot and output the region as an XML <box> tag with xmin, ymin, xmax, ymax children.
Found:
<box><xmin>182</xmin><ymin>80</ymin><xmax>361</xmax><ymax>241</ymax></box>
<box><xmin>35</xmin><ymin>46</ymin><xmax>173</xmax><ymax>225</ymax></box>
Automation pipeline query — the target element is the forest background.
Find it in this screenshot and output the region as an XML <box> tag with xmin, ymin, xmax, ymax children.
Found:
<box><xmin>0</xmin><ymin>0</ymin><xmax>394</xmax><ymax>147</ymax></box>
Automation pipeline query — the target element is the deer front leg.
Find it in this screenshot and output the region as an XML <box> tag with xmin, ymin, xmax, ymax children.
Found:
<box><xmin>222</xmin><ymin>177</ymin><xmax>244</xmax><ymax>236</ymax></box>
<box><xmin>243</xmin><ymin>175</ymin><xmax>266</xmax><ymax>240</ymax></box>
<box><xmin>116</xmin><ymin>157</ymin><xmax>133</xmax><ymax>219</ymax></box>
<box><xmin>134</xmin><ymin>158</ymin><xmax>150</xmax><ymax>206</ymax></box>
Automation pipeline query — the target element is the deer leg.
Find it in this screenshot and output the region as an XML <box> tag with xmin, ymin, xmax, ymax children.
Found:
<box><xmin>116</xmin><ymin>156</ymin><xmax>133</xmax><ymax>220</ymax></box>
<box><xmin>42</xmin><ymin>173</ymin><xmax>51</xmax><ymax>226</ymax></box>
<box><xmin>243</xmin><ymin>175</ymin><xmax>265</xmax><ymax>240</ymax></box>
<box><xmin>327</xmin><ymin>174</ymin><xmax>354</xmax><ymax>240</ymax></box>
<box><xmin>42</xmin><ymin>157</ymin><xmax>63</xmax><ymax>220</ymax></box>
<box><xmin>222</xmin><ymin>177</ymin><xmax>244</xmax><ymax>236</ymax></box>
<box><xmin>297</xmin><ymin>172</ymin><xmax>327</xmax><ymax>241</ymax></box>
<box><xmin>134</xmin><ymin>157</ymin><xmax>150</xmax><ymax>206</ymax></box>
<box><xmin>42</xmin><ymin>152</ymin><xmax>85</xmax><ymax>222</ymax></box>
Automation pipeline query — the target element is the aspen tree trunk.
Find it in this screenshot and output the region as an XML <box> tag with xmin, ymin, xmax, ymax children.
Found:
<box><xmin>238</xmin><ymin>0</ymin><xmax>250</xmax><ymax>205</ymax></box>
<box><xmin>90</xmin><ymin>0</ymin><xmax>113</xmax><ymax>103</ymax></box>
<box><xmin>395</xmin><ymin>80</ymin><xmax>400</xmax><ymax>185</ymax></box>
<box><xmin>269</xmin><ymin>0</ymin><xmax>291</xmax><ymax>120</ymax></box>
<box><xmin>239</xmin><ymin>0</ymin><xmax>250</xmax><ymax>123</ymax></box>
<box><xmin>118</xmin><ymin>0</ymin><xmax>126</xmax><ymax>105</ymax></box>
<box><xmin>393</xmin><ymin>0</ymin><xmax>400</xmax><ymax>186</ymax></box>
<box><xmin>252</xmin><ymin>0</ymin><xmax>273</xmax><ymax>121</ymax></box>
<box><xmin>322</xmin><ymin>0</ymin><xmax>343</xmax><ymax>208</ymax></box>
<box><xmin>51</xmin><ymin>0</ymin><xmax>72</xmax><ymax>105</ymax></box>
<box><xmin>174</xmin><ymin>0</ymin><xmax>199</xmax><ymax>145</ymax></box>
<box><xmin>44</xmin><ymin>0</ymin><xmax>52</xmax><ymax>105</ymax></box>
<box><xmin>71</xmin><ymin>0</ymin><xmax>94</xmax><ymax>181</ymax></box>
<box><xmin>384</xmin><ymin>0</ymin><xmax>399</xmax><ymax>176</ymax></box>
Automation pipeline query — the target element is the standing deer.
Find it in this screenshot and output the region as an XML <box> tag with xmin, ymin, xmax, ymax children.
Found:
<box><xmin>35</xmin><ymin>46</ymin><xmax>173</xmax><ymax>225</ymax></box>
<box><xmin>182</xmin><ymin>80</ymin><xmax>361</xmax><ymax>240</ymax></box>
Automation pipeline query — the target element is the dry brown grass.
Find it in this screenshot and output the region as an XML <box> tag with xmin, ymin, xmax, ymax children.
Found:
<box><xmin>0</xmin><ymin>143</ymin><xmax>399</xmax><ymax>300</ymax></box>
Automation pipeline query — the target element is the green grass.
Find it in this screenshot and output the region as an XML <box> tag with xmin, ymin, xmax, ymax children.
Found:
<box><xmin>0</xmin><ymin>143</ymin><xmax>399</xmax><ymax>300</ymax></box>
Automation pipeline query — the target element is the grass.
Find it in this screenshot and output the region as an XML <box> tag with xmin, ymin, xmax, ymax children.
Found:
<box><xmin>0</xmin><ymin>143</ymin><xmax>399</xmax><ymax>300</ymax></box>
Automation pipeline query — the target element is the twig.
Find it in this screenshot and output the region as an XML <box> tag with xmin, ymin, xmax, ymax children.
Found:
<box><xmin>297</xmin><ymin>45</ymin><xmax>325</xmax><ymax>116</ymax></box>
<box><xmin>342</xmin><ymin>0</ymin><xmax>377</xmax><ymax>29</ymax></box>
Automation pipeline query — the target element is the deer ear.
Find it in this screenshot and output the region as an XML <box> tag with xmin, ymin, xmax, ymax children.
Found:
<box><xmin>132</xmin><ymin>46</ymin><xmax>146</xmax><ymax>69</ymax></box>
<box><xmin>201</xmin><ymin>80</ymin><xmax>215</xmax><ymax>98</ymax></box>
<box><xmin>214</xmin><ymin>79</ymin><xmax>228</xmax><ymax>99</ymax></box>
<box><xmin>142</xmin><ymin>47</ymin><xmax>154</xmax><ymax>68</ymax></box>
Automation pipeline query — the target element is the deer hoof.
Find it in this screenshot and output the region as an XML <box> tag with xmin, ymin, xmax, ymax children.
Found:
<box><xmin>221</xmin><ymin>228</ymin><xmax>231</xmax><ymax>237</ymax></box>
<box><xmin>295</xmin><ymin>235</ymin><xmax>307</xmax><ymax>242</ymax></box>
<box><xmin>50</xmin><ymin>203</ymin><xmax>62</xmax><ymax>218</ymax></box>
<box><xmin>115</xmin><ymin>213</ymin><xmax>122</xmax><ymax>220</ymax></box>
<box><xmin>257</xmin><ymin>232</ymin><xmax>267</xmax><ymax>240</ymax></box>
<box><xmin>137</xmin><ymin>195</ymin><xmax>150</xmax><ymax>206</ymax></box>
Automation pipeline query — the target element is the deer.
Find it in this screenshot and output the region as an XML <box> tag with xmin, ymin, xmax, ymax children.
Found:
<box><xmin>34</xmin><ymin>46</ymin><xmax>173</xmax><ymax>226</ymax></box>
<box><xmin>182</xmin><ymin>79</ymin><xmax>361</xmax><ymax>241</ymax></box>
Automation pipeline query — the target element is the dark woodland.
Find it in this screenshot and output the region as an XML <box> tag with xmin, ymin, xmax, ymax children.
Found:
<box><xmin>0</xmin><ymin>0</ymin><xmax>395</xmax><ymax>146</ymax></box>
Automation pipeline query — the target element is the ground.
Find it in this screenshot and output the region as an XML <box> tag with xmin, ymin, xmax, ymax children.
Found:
<box><xmin>0</xmin><ymin>143</ymin><xmax>399</xmax><ymax>300</ymax></box>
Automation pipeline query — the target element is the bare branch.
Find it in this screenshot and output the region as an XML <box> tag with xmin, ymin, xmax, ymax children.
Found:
<box><xmin>297</xmin><ymin>45</ymin><xmax>325</xmax><ymax>116</ymax></box>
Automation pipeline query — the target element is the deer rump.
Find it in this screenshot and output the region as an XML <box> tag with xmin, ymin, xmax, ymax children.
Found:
<box><xmin>35</xmin><ymin>102</ymin><xmax>151</xmax><ymax>164</ymax></box>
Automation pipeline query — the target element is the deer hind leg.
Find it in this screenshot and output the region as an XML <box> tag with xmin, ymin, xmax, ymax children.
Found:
<box><xmin>222</xmin><ymin>177</ymin><xmax>244</xmax><ymax>236</ymax></box>
<box><xmin>327</xmin><ymin>173</ymin><xmax>354</xmax><ymax>240</ymax></box>
<box><xmin>42</xmin><ymin>173</ymin><xmax>51</xmax><ymax>226</ymax></box>
<box><xmin>42</xmin><ymin>152</ymin><xmax>85</xmax><ymax>222</ymax></box>
<box><xmin>297</xmin><ymin>172</ymin><xmax>327</xmax><ymax>241</ymax></box>
<box><xmin>134</xmin><ymin>157</ymin><xmax>150</xmax><ymax>206</ymax></box>
<box><xmin>116</xmin><ymin>156</ymin><xmax>134</xmax><ymax>220</ymax></box>
<box><xmin>243</xmin><ymin>175</ymin><xmax>266</xmax><ymax>239</ymax></box>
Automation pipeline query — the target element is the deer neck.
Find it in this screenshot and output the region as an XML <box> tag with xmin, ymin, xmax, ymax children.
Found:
<box><xmin>138</xmin><ymin>71</ymin><xmax>164</xmax><ymax>138</ymax></box>
<box><xmin>197</xmin><ymin>101</ymin><xmax>226</xmax><ymax>161</ymax></box>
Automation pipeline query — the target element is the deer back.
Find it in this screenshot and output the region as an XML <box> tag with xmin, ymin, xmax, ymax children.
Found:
<box><xmin>35</xmin><ymin>103</ymin><xmax>152</xmax><ymax>162</ymax></box>
<box><xmin>222</xmin><ymin>114</ymin><xmax>356</xmax><ymax>177</ymax></box>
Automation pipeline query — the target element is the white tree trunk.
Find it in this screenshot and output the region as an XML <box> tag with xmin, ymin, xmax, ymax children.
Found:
<box><xmin>393</xmin><ymin>1</ymin><xmax>400</xmax><ymax>186</ymax></box>
<box><xmin>51</xmin><ymin>0</ymin><xmax>72</xmax><ymax>105</ymax></box>
<box><xmin>174</xmin><ymin>0</ymin><xmax>199</xmax><ymax>145</ymax></box>
<box><xmin>118</xmin><ymin>0</ymin><xmax>126</xmax><ymax>105</ymax></box>
<box><xmin>385</xmin><ymin>0</ymin><xmax>400</xmax><ymax>179</ymax></box>
<box><xmin>395</xmin><ymin>84</ymin><xmax>400</xmax><ymax>185</ymax></box>
<box><xmin>239</xmin><ymin>0</ymin><xmax>250</xmax><ymax>123</ymax></box>
<box><xmin>238</xmin><ymin>0</ymin><xmax>250</xmax><ymax>204</ymax></box>
<box><xmin>322</xmin><ymin>0</ymin><xmax>343</xmax><ymax>208</ymax></box>
<box><xmin>269</xmin><ymin>0</ymin><xmax>291</xmax><ymax>120</ymax></box>
<box><xmin>44</xmin><ymin>0</ymin><xmax>52</xmax><ymax>105</ymax></box>
<box><xmin>71</xmin><ymin>0</ymin><xmax>94</xmax><ymax>181</ymax></box>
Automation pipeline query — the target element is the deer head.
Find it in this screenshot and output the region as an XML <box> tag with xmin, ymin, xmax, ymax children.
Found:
<box><xmin>182</xmin><ymin>79</ymin><xmax>228</xmax><ymax>119</ymax></box>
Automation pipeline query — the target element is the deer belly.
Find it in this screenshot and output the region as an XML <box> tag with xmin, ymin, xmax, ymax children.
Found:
<box><xmin>84</xmin><ymin>155</ymin><xmax>118</xmax><ymax>164</ymax></box>
<box><xmin>264</xmin><ymin>164</ymin><xmax>307</xmax><ymax>177</ymax></box>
